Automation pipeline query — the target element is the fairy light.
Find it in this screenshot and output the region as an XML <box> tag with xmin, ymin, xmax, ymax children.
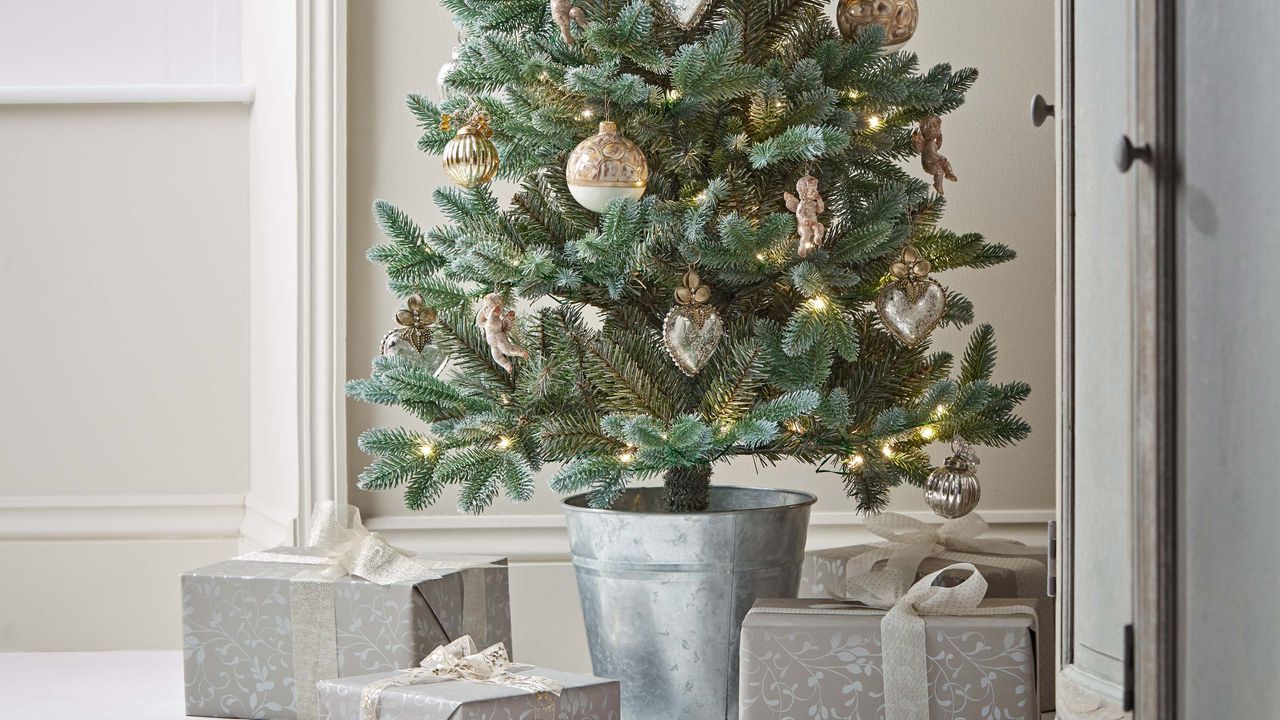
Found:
<box><xmin>806</xmin><ymin>295</ymin><xmax>829</xmax><ymax>312</ymax></box>
<box><xmin>920</xmin><ymin>425</ymin><xmax>937</xmax><ymax>440</ymax></box>
<box><xmin>881</xmin><ymin>442</ymin><xmax>894</xmax><ymax>458</ymax></box>
<box><xmin>497</xmin><ymin>436</ymin><xmax>513</xmax><ymax>450</ymax></box>
<box><xmin>419</xmin><ymin>443</ymin><xmax>435</xmax><ymax>457</ymax></box>
<box><xmin>774</xmin><ymin>100</ymin><xmax>785</xmax><ymax>108</ymax></box>
<box><xmin>755</xmin><ymin>252</ymin><xmax>767</xmax><ymax>261</ymax></box>
<box><xmin>934</xmin><ymin>404</ymin><xmax>948</xmax><ymax>418</ymax></box>
<box><xmin>846</xmin><ymin>89</ymin><xmax>862</xmax><ymax>100</ymax></box>
<box><xmin>579</xmin><ymin>107</ymin><xmax>595</xmax><ymax>120</ymax></box>
<box><xmin>618</xmin><ymin>451</ymin><xmax>635</xmax><ymax>464</ymax></box>
<box><xmin>867</xmin><ymin>114</ymin><xmax>884</xmax><ymax>130</ymax></box>
<box><xmin>846</xmin><ymin>453</ymin><xmax>865</xmax><ymax>469</ymax></box>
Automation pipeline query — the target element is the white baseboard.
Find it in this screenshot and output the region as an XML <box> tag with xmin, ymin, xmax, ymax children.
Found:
<box><xmin>0</xmin><ymin>493</ymin><xmax>244</xmax><ymax>542</ymax></box>
<box><xmin>366</xmin><ymin>509</ymin><xmax>1054</xmax><ymax>562</ymax></box>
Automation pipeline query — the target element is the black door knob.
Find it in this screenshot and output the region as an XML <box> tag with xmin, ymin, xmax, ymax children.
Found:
<box><xmin>1030</xmin><ymin>94</ymin><xmax>1055</xmax><ymax>127</ymax></box>
<box><xmin>1116</xmin><ymin>135</ymin><xmax>1153</xmax><ymax>172</ymax></box>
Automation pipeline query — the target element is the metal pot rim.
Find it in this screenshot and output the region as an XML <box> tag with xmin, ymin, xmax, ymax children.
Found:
<box><xmin>561</xmin><ymin>485</ymin><xmax>818</xmax><ymax>516</ymax></box>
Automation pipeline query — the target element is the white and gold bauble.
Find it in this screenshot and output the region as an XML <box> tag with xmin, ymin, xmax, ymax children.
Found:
<box><xmin>381</xmin><ymin>294</ymin><xmax>448</xmax><ymax>376</ymax></box>
<box><xmin>662</xmin><ymin>270</ymin><xmax>723</xmax><ymax>377</ymax></box>
<box><xmin>565</xmin><ymin>120</ymin><xmax>649</xmax><ymax>212</ymax></box>
<box><xmin>442</xmin><ymin>115</ymin><xmax>499</xmax><ymax>188</ymax></box>
<box><xmin>436</xmin><ymin>46</ymin><xmax>460</xmax><ymax>100</ymax></box>
<box><xmin>836</xmin><ymin>0</ymin><xmax>919</xmax><ymax>51</ymax></box>
<box><xmin>875</xmin><ymin>243</ymin><xmax>947</xmax><ymax>346</ymax></box>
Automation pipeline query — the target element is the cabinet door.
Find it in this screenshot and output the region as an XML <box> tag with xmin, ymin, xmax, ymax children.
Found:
<box><xmin>1062</xmin><ymin>0</ymin><xmax>1134</xmax><ymax>702</ymax></box>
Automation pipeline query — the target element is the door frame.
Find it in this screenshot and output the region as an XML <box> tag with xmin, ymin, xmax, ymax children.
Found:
<box><xmin>1056</xmin><ymin>0</ymin><xmax>1178</xmax><ymax>716</ymax></box>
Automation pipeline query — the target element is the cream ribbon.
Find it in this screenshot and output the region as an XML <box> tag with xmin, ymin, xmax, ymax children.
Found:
<box><xmin>357</xmin><ymin>636</ymin><xmax>561</xmax><ymax>720</ymax></box>
<box><xmin>235</xmin><ymin>502</ymin><xmax>490</xmax><ymax>720</ymax></box>
<box><xmin>878</xmin><ymin>562</ymin><xmax>1035</xmax><ymax>720</ymax></box>
<box><xmin>841</xmin><ymin>511</ymin><xmax>1045</xmax><ymax>606</ymax></box>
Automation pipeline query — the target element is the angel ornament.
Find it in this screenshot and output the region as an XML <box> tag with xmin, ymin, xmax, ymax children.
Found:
<box><xmin>783</xmin><ymin>174</ymin><xmax>826</xmax><ymax>258</ymax></box>
<box><xmin>912</xmin><ymin>114</ymin><xmax>957</xmax><ymax>195</ymax></box>
<box><xmin>476</xmin><ymin>293</ymin><xmax>529</xmax><ymax>374</ymax></box>
<box><xmin>551</xmin><ymin>0</ymin><xmax>587</xmax><ymax>45</ymax></box>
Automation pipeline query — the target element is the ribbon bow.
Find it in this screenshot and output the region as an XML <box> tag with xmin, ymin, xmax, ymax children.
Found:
<box><xmin>359</xmin><ymin>637</ymin><xmax>561</xmax><ymax>720</ymax></box>
<box><xmin>842</xmin><ymin>511</ymin><xmax>1036</xmax><ymax>607</ymax></box>
<box><xmin>880</xmin><ymin>563</ymin><xmax>988</xmax><ymax>720</ymax></box>
<box><xmin>239</xmin><ymin>501</ymin><xmax>449</xmax><ymax>585</ymax></box>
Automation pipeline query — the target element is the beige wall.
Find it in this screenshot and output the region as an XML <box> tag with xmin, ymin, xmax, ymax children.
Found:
<box><xmin>346</xmin><ymin>0</ymin><xmax>1054</xmax><ymax>670</ymax></box>
<box><xmin>0</xmin><ymin>103</ymin><xmax>250</xmax><ymax>649</ymax></box>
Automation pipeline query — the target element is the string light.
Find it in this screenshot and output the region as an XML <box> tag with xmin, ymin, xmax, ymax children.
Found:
<box><xmin>806</xmin><ymin>295</ymin><xmax>829</xmax><ymax>312</ymax></box>
<box><xmin>846</xmin><ymin>89</ymin><xmax>862</xmax><ymax>100</ymax></box>
<box><xmin>579</xmin><ymin>107</ymin><xmax>595</xmax><ymax>120</ymax></box>
<box><xmin>846</xmin><ymin>453</ymin><xmax>865</xmax><ymax>469</ymax></box>
<box><xmin>934</xmin><ymin>404</ymin><xmax>948</xmax><ymax>418</ymax></box>
<box><xmin>867</xmin><ymin>114</ymin><xmax>884</xmax><ymax>130</ymax></box>
<box><xmin>756</xmin><ymin>252</ymin><xmax>767</xmax><ymax>261</ymax></box>
<box><xmin>694</xmin><ymin>190</ymin><xmax>709</xmax><ymax>203</ymax></box>
<box><xmin>618</xmin><ymin>451</ymin><xmax>635</xmax><ymax>464</ymax></box>
<box><xmin>774</xmin><ymin>100</ymin><xmax>785</xmax><ymax>108</ymax></box>
<box><xmin>881</xmin><ymin>443</ymin><xmax>894</xmax><ymax>458</ymax></box>
<box><xmin>497</xmin><ymin>436</ymin><xmax>513</xmax><ymax>450</ymax></box>
<box><xmin>419</xmin><ymin>443</ymin><xmax>435</xmax><ymax>457</ymax></box>
<box><xmin>919</xmin><ymin>425</ymin><xmax>937</xmax><ymax>440</ymax></box>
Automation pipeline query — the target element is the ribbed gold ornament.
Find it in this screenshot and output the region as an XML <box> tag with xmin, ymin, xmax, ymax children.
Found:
<box><xmin>837</xmin><ymin>0</ymin><xmax>918</xmax><ymax>49</ymax></box>
<box><xmin>442</xmin><ymin>121</ymin><xmax>499</xmax><ymax>188</ymax></box>
<box><xmin>566</xmin><ymin>120</ymin><xmax>649</xmax><ymax>212</ymax></box>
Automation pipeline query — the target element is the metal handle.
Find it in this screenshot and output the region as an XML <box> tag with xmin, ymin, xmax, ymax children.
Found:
<box><xmin>1116</xmin><ymin>135</ymin><xmax>1153</xmax><ymax>172</ymax></box>
<box><xmin>1030</xmin><ymin>94</ymin><xmax>1054</xmax><ymax>127</ymax></box>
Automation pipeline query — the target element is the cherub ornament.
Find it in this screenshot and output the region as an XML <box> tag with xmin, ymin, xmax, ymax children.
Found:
<box><xmin>551</xmin><ymin>0</ymin><xmax>587</xmax><ymax>45</ymax></box>
<box><xmin>475</xmin><ymin>293</ymin><xmax>529</xmax><ymax>374</ymax></box>
<box><xmin>912</xmin><ymin>114</ymin><xmax>957</xmax><ymax>195</ymax></box>
<box><xmin>783</xmin><ymin>174</ymin><xmax>826</xmax><ymax>258</ymax></box>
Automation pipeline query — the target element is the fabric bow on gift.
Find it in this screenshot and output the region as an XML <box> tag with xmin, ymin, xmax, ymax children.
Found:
<box><xmin>239</xmin><ymin>501</ymin><xmax>450</xmax><ymax>585</ymax></box>
<box><xmin>879</xmin><ymin>562</ymin><xmax>1014</xmax><ymax>720</ymax></box>
<box><xmin>843</xmin><ymin>511</ymin><xmax>1039</xmax><ymax>607</ymax></box>
<box><xmin>358</xmin><ymin>636</ymin><xmax>562</xmax><ymax>720</ymax></box>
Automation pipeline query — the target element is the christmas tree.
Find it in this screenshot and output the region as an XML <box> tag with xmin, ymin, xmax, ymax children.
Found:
<box><xmin>347</xmin><ymin>0</ymin><xmax>1030</xmax><ymax>514</ymax></box>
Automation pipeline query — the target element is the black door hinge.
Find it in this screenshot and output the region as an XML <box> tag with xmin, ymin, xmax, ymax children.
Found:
<box><xmin>1123</xmin><ymin>623</ymin><xmax>1135</xmax><ymax>711</ymax></box>
<box><xmin>1046</xmin><ymin>520</ymin><xmax>1057</xmax><ymax>597</ymax></box>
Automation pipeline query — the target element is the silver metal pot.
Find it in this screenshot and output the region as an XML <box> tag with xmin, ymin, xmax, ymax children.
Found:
<box><xmin>563</xmin><ymin>485</ymin><xmax>816</xmax><ymax>720</ymax></box>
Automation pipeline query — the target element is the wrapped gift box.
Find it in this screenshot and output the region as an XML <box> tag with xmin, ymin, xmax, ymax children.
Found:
<box><xmin>317</xmin><ymin>667</ymin><xmax>620</xmax><ymax>720</ymax></box>
<box><xmin>799</xmin><ymin>525</ymin><xmax>1054</xmax><ymax>712</ymax></box>
<box><xmin>740</xmin><ymin>598</ymin><xmax>1042</xmax><ymax>720</ymax></box>
<box><xmin>182</xmin><ymin>547</ymin><xmax>511</xmax><ymax>719</ymax></box>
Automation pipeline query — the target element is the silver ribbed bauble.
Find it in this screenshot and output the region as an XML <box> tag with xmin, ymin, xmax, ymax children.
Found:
<box><xmin>924</xmin><ymin>439</ymin><xmax>981</xmax><ymax>519</ymax></box>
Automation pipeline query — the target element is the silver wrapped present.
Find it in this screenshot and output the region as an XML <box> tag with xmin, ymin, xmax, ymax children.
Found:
<box><xmin>182</xmin><ymin>503</ymin><xmax>511</xmax><ymax>720</ymax></box>
<box><xmin>317</xmin><ymin>637</ymin><xmax>620</xmax><ymax>720</ymax></box>
<box><xmin>799</xmin><ymin>511</ymin><xmax>1054</xmax><ymax>712</ymax></box>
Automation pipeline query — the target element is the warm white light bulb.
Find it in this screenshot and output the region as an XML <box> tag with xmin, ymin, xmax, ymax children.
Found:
<box><xmin>618</xmin><ymin>452</ymin><xmax>634</xmax><ymax>464</ymax></box>
<box><xmin>756</xmin><ymin>252</ymin><xmax>767</xmax><ymax>261</ymax></box>
<box><xmin>580</xmin><ymin>107</ymin><xmax>594</xmax><ymax>120</ymax></box>
<box><xmin>934</xmin><ymin>404</ymin><xmax>948</xmax><ymax>418</ymax></box>
<box><xmin>420</xmin><ymin>444</ymin><xmax>435</xmax><ymax>457</ymax></box>
<box><xmin>497</xmin><ymin>436</ymin><xmax>513</xmax><ymax>450</ymax></box>
<box><xmin>920</xmin><ymin>425</ymin><xmax>937</xmax><ymax>440</ymax></box>
<box><xmin>881</xmin><ymin>443</ymin><xmax>894</xmax><ymax>458</ymax></box>
<box><xmin>867</xmin><ymin>114</ymin><xmax>883</xmax><ymax>130</ymax></box>
<box><xmin>807</xmin><ymin>296</ymin><xmax>829</xmax><ymax>311</ymax></box>
<box><xmin>846</xmin><ymin>454</ymin><xmax>865</xmax><ymax>469</ymax></box>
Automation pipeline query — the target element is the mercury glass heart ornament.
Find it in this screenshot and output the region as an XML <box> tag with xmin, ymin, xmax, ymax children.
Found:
<box><xmin>876</xmin><ymin>278</ymin><xmax>947</xmax><ymax>346</ymax></box>
<box><xmin>658</xmin><ymin>0</ymin><xmax>713</xmax><ymax>28</ymax></box>
<box><xmin>662</xmin><ymin>304</ymin><xmax>724</xmax><ymax>376</ymax></box>
<box><xmin>381</xmin><ymin>329</ymin><xmax>449</xmax><ymax>377</ymax></box>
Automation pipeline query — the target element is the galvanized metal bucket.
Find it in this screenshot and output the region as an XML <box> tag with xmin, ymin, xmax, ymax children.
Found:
<box><xmin>563</xmin><ymin>486</ymin><xmax>816</xmax><ymax>720</ymax></box>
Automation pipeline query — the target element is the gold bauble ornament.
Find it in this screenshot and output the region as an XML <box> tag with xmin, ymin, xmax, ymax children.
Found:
<box><xmin>836</xmin><ymin>0</ymin><xmax>918</xmax><ymax>50</ymax></box>
<box><xmin>442</xmin><ymin>117</ymin><xmax>499</xmax><ymax>188</ymax></box>
<box><xmin>565</xmin><ymin>120</ymin><xmax>649</xmax><ymax>212</ymax></box>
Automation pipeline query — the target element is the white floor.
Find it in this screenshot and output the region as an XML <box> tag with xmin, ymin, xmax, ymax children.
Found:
<box><xmin>0</xmin><ymin>651</ymin><xmax>1056</xmax><ymax>718</ymax></box>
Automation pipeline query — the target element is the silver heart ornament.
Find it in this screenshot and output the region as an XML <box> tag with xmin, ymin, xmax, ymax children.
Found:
<box><xmin>876</xmin><ymin>278</ymin><xmax>947</xmax><ymax>346</ymax></box>
<box><xmin>662</xmin><ymin>304</ymin><xmax>724</xmax><ymax>376</ymax></box>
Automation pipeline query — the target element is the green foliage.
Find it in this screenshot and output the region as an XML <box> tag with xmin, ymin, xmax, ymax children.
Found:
<box><xmin>349</xmin><ymin>0</ymin><xmax>1031</xmax><ymax>514</ymax></box>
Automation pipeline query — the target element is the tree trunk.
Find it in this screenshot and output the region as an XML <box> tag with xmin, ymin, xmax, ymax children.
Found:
<box><xmin>663</xmin><ymin>464</ymin><xmax>712</xmax><ymax>512</ymax></box>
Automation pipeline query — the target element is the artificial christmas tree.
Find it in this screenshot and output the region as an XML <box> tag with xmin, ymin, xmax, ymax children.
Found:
<box><xmin>348</xmin><ymin>1</ymin><xmax>1030</xmax><ymax>717</ymax></box>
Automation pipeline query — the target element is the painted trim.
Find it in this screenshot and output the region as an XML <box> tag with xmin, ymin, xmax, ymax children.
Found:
<box><xmin>0</xmin><ymin>494</ymin><xmax>244</xmax><ymax>542</ymax></box>
<box><xmin>366</xmin><ymin>509</ymin><xmax>1054</xmax><ymax>563</ymax></box>
<box><xmin>0</xmin><ymin>84</ymin><xmax>255</xmax><ymax>105</ymax></box>
<box><xmin>239</xmin><ymin>494</ymin><xmax>298</xmax><ymax>552</ymax></box>
<box><xmin>297</xmin><ymin>0</ymin><xmax>350</xmax><ymax>532</ymax></box>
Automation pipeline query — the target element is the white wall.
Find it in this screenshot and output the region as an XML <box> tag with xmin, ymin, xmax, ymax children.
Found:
<box><xmin>346</xmin><ymin>1</ymin><xmax>1056</xmax><ymax>671</ymax></box>
<box><xmin>0</xmin><ymin>102</ymin><xmax>250</xmax><ymax>650</ymax></box>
